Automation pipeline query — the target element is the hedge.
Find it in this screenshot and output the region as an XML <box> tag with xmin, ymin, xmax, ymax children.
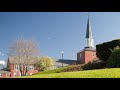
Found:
<box><xmin>96</xmin><ymin>39</ymin><xmax>120</xmax><ymax>61</ymax></box>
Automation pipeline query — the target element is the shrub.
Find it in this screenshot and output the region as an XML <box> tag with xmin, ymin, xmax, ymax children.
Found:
<box><xmin>81</xmin><ymin>60</ymin><xmax>107</xmax><ymax>70</ymax></box>
<box><xmin>96</xmin><ymin>39</ymin><xmax>120</xmax><ymax>61</ymax></box>
<box><xmin>62</xmin><ymin>65</ymin><xmax>84</xmax><ymax>72</ymax></box>
<box><xmin>34</xmin><ymin>56</ymin><xmax>55</xmax><ymax>71</ymax></box>
<box><xmin>107</xmin><ymin>49</ymin><xmax>120</xmax><ymax>68</ymax></box>
<box><xmin>36</xmin><ymin>65</ymin><xmax>84</xmax><ymax>74</ymax></box>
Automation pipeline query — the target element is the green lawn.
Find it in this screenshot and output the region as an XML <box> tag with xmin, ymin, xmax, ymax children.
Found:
<box><xmin>21</xmin><ymin>68</ymin><xmax>120</xmax><ymax>78</ymax></box>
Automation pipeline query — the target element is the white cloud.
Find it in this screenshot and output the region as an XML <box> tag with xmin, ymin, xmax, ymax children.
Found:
<box><xmin>0</xmin><ymin>61</ymin><xmax>6</xmax><ymax>65</ymax></box>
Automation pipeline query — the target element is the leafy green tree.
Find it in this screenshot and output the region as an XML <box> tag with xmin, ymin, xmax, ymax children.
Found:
<box><xmin>35</xmin><ymin>56</ymin><xmax>55</xmax><ymax>71</ymax></box>
<box><xmin>107</xmin><ymin>46</ymin><xmax>120</xmax><ymax>68</ymax></box>
<box><xmin>96</xmin><ymin>39</ymin><xmax>120</xmax><ymax>61</ymax></box>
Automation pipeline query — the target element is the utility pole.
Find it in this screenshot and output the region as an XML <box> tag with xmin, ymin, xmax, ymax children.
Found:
<box><xmin>61</xmin><ymin>51</ymin><xmax>64</xmax><ymax>67</ymax></box>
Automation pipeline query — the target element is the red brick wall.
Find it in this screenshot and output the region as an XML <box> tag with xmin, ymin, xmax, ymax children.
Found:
<box><xmin>77</xmin><ymin>51</ymin><xmax>85</xmax><ymax>64</ymax></box>
<box><xmin>10</xmin><ymin>64</ymin><xmax>14</xmax><ymax>71</ymax></box>
<box><xmin>9</xmin><ymin>64</ymin><xmax>38</xmax><ymax>77</ymax></box>
<box><xmin>2</xmin><ymin>73</ymin><xmax>7</xmax><ymax>78</ymax></box>
<box><xmin>10</xmin><ymin>64</ymin><xmax>14</xmax><ymax>77</ymax></box>
<box><xmin>77</xmin><ymin>50</ymin><xmax>97</xmax><ymax>64</ymax></box>
<box><xmin>0</xmin><ymin>73</ymin><xmax>10</xmax><ymax>78</ymax></box>
<box><xmin>84</xmin><ymin>51</ymin><xmax>97</xmax><ymax>64</ymax></box>
<box><xmin>10</xmin><ymin>71</ymin><xmax>14</xmax><ymax>77</ymax></box>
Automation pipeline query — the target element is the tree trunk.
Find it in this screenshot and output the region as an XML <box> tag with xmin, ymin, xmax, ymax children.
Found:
<box><xmin>25</xmin><ymin>66</ymin><xmax>28</xmax><ymax>76</ymax></box>
<box><xmin>19</xmin><ymin>65</ymin><xmax>28</xmax><ymax>76</ymax></box>
<box><xmin>19</xmin><ymin>68</ymin><xmax>23</xmax><ymax>76</ymax></box>
<box><xmin>19</xmin><ymin>64</ymin><xmax>24</xmax><ymax>76</ymax></box>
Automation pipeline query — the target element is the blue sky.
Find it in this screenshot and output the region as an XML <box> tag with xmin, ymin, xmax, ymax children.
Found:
<box><xmin>0</xmin><ymin>12</ymin><xmax>120</xmax><ymax>62</ymax></box>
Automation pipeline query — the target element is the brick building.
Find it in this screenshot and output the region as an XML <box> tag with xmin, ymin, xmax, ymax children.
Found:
<box><xmin>0</xmin><ymin>70</ymin><xmax>10</xmax><ymax>78</ymax></box>
<box><xmin>4</xmin><ymin>57</ymin><xmax>38</xmax><ymax>77</ymax></box>
<box><xmin>77</xmin><ymin>14</ymin><xmax>97</xmax><ymax>64</ymax></box>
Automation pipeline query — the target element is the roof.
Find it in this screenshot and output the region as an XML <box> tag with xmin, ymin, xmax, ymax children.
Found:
<box><xmin>55</xmin><ymin>59</ymin><xmax>79</xmax><ymax>66</ymax></box>
<box><xmin>84</xmin><ymin>47</ymin><xmax>96</xmax><ymax>51</ymax></box>
<box><xmin>86</xmin><ymin>16</ymin><xmax>93</xmax><ymax>39</ymax></box>
<box><xmin>77</xmin><ymin>47</ymin><xmax>96</xmax><ymax>53</ymax></box>
<box><xmin>0</xmin><ymin>70</ymin><xmax>10</xmax><ymax>74</ymax></box>
<box><xmin>8</xmin><ymin>57</ymin><xmax>80</xmax><ymax>67</ymax></box>
<box><xmin>77</xmin><ymin>50</ymin><xmax>84</xmax><ymax>54</ymax></box>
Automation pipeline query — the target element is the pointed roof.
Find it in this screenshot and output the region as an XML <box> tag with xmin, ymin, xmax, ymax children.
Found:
<box><xmin>86</xmin><ymin>14</ymin><xmax>93</xmax><ymax>39</ymax></box>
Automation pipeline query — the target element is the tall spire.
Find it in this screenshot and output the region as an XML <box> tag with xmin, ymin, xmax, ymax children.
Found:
<box><xmin>85</xmin><ymin>12</ymin><xmax>94</xmax><ymax>48</ymax></box>
<box><xmin>86</xmin><ymin>12</ymin><xmax>93</xmax><ymax>39</ymax></box>
<box><xmin>88</xmin><ymin>12</ymin><xmax>89</xmax><ymax>19</ymax></box>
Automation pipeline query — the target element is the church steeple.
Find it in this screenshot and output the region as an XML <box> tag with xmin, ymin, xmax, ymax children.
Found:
<box><xmin>85</xmin><ymin>13</ymin><xmax>94</xmax><ymax>48</ymax></box>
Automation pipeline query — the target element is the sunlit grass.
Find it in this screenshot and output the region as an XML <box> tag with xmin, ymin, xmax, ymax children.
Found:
<box><xmin>21</xmin><ymin>68</ymin><xmax>120</xmax><ymax>78</ymax></box>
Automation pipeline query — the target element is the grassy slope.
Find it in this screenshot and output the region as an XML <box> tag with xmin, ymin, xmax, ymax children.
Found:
<box><xmin>21</xmin><ymin>68</ymin><xmax>120</xmax><ymax>78</ymax></box>
<box><xmin>34</xmin><ymin>65</ymin><xmax>83</xmax><ymax>74</ymax></box>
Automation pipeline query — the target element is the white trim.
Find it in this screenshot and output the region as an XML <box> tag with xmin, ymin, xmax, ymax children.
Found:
<box><xmin>85</xmin><ymin>38</ymin><xmax>94</xmax><ymax>48</ymax></box>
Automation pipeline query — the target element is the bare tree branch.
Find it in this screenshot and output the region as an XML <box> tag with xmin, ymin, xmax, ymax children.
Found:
<box><xmin>8</xmin><ymin>38</ymin><xmax>39</xmax><ymax>76</ymax></box>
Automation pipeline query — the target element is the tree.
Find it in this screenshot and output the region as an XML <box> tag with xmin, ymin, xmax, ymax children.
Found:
<box><xmin>34</xmin><ymin>56</ymin><xmax>55</xmax><ymax>71</ymax></box>
<box><xmin>96</xmin><ymin>39</ymin><xmax>120</xmax><ymax>61</ymax></box>
<box><xmin>8</xmin><ymin>38</ymin><xmax>39</xmax><ymax>76</ymax></box>
<box><xmin>107</xmin><ymin>46</ymin><xmax>120</xmax><ymax>68</ymax></box>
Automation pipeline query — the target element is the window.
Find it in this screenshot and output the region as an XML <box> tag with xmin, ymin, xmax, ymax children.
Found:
<box><xmin>16</xmin><ymin>65</ymin><xmax>18</xmax><ymax>69</ymax></box>
<box><xmin>28</xmin><ymin>66</ymin><xmax>33</xmax><ymax>70</ymax></box>
<box><xmin>14</xmin><ymin>65</ymin><xmax>18</xmax><ymax>70</ymax></box>
<box><xmin>30</xmin><ymin>66</ymin><xmax>31</xmax><ymax>70</ymax></box>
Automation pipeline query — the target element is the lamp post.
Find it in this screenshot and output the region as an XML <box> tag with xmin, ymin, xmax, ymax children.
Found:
<box><xmin>61</xmin><ymin>51</ymin><xmax>64</xmax><ymax>67</ymax></box>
